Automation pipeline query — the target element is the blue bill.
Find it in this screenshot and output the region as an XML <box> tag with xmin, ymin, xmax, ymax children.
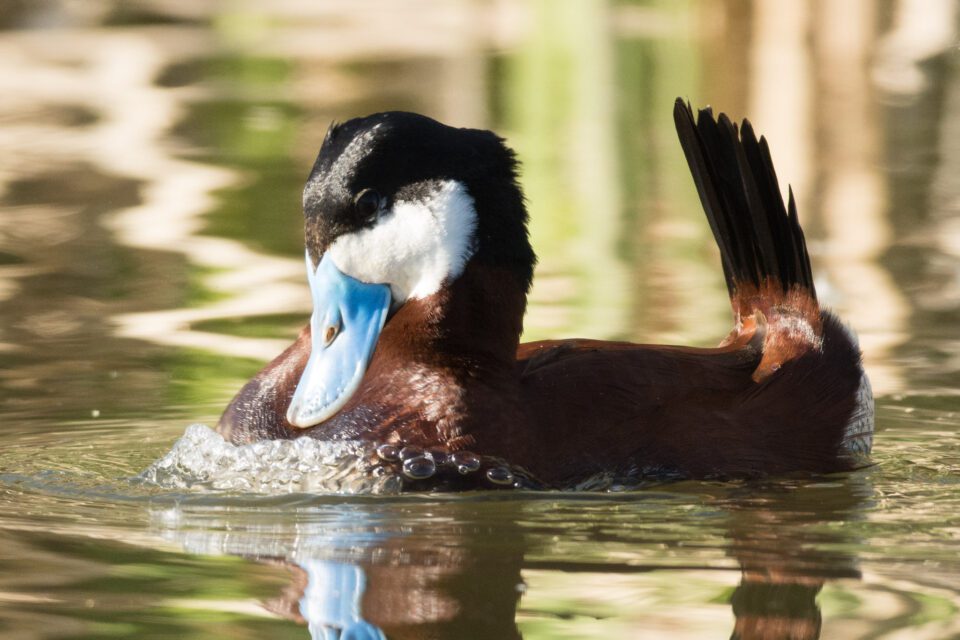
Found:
<box><xmin>287</xmin><ymin>252</ymin><xmax>391</xmax><ymax>428</ymax></box>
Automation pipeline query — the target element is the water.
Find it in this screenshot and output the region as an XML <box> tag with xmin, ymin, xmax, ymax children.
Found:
<box><xmin>1</xmin><ymin>1</ymin><xmax>959</xmax><ymax>637</ymax></box>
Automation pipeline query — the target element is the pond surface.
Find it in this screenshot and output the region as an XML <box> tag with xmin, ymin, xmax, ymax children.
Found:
<box><xmin>1</xmin><ymin>1</ymin><xmax>959</xmax><ymax>638</ymax></box>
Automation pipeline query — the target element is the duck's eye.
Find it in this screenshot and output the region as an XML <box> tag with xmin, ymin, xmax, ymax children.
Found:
<box><xmin>354</xmin><ymin>189</ymin><xmax>382</xmax><ymax>220</ymax></box>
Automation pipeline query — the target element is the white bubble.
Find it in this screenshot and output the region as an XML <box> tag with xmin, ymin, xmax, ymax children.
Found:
<box><xmin>138</xmin><ymin>424</ymin><xmax>400</xmax><ymax>495</ymax></box>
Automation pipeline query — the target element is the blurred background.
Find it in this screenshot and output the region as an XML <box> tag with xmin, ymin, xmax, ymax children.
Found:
<box><xmin>1</xmin><ymin>0</ymin><xmax>958</xmax><ymax>423</ymax></box>
<box><xmin>1</xmin><ymin>1</ymin><xmax>959</xmax><ymax>638</ymax></box>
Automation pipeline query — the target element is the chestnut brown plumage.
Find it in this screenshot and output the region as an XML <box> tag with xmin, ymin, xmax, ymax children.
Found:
<box><xmin>217</xmin><ymin>101</ymin><xmax>873</xmax><ymax>489</ymax></box>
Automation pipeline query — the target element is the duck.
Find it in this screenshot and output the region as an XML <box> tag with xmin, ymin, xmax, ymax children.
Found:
<box><xmin>216</xmin><ymin>99</ymin><xmax>874</xmax><ymax>490</ymax></box>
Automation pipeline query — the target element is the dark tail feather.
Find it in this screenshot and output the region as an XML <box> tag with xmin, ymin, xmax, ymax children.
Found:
<box><xmin>673</xmin><ymin>99</ymin><xmax>872</xmax><ymax>461</ymax></box>
<box><xmin>672</xmin><ymin>98</ymin><xmax>815</xmax><ymax>301</ymax></box>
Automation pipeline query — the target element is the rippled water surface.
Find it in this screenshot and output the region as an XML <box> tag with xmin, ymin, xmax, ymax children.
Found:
<box><xmin>2</xmin><ymin>1</ymin><xmax>960</xmax><ymax>638</ymax></box>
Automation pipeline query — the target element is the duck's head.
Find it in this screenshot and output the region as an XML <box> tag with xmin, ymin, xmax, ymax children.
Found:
<box><xmin>287</xmin><ymin>112</ymin><xmax>535</xmax><ymax>429</ymax></box>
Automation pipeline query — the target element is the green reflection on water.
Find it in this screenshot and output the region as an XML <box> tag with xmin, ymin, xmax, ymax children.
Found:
<box><xmin>176</xmin><ymin>97</ymin><xmax>305</xmax><ymax>258</ymax></box>
<box><xmin>0</xmin><ymin>530</ymin><xmax>302</xmax><ymax>638</ymax></box>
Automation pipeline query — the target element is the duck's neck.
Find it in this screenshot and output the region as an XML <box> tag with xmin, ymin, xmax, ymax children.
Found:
<box><xmin>375</xmin><ymin>261</ymin><xmax>527</xmax><ymax>377</ymax></box>
<box><xmin>332</xmin><ymin>261</ymin><xmax>528</xmax><ymax>449</ymax></box>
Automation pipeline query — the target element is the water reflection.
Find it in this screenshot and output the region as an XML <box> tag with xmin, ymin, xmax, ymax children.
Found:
<box><xmin>147</xmin><ymin>477</ymin><xmax>875</xmax><ymax>639</ymax></box>
<box><xmin>154</xmin><ymin>498</ymin><xmax>528</xmax><ymax>639</ymax></box>
<box><xmin>722</xmin><ymin>482</ymin><xmax>867</xmax><ymax>639</ymax></box>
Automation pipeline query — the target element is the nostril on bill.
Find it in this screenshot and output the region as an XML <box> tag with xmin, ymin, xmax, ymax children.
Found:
<box><xmin>323</xmin><ymin>323</ymin><xmax>340</xmax><ymax>347</ymax></box>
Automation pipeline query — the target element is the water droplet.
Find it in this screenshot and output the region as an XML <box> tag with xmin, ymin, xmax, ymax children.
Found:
<box><xmin>451</xmin><ymin>451</ymin><xmax>480</xmax><ymax>474</ymax></box>
<box><xmin>486</xmin><ymin>466</ymin><xmax>514</xmax><ymax>486</ymax></box>
<box><xmin>376</xmin><ymin>444</ymin><xmax>400</xmax><ymax>462</ymax></box>
<box><xmin>402</xmin><ymin>456</ymin><xmax>436</xmax><ymax>480</ymax></box>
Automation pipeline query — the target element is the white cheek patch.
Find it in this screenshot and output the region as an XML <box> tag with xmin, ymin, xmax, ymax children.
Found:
<box><xmin>327</xmin><ymin>180</ymin><xmax>478</xmax><ymax>302</ymax></box>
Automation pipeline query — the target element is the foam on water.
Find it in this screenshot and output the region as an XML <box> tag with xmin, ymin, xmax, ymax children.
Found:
<box><xmin>138</xmin><ymin>425</ymin><xmax>675</xmax><ymax>495</ymax></box>
<box><xmin>139</xmin><ymin>424</ymin><xmax>403</xmax><ymax>495</ymax></box>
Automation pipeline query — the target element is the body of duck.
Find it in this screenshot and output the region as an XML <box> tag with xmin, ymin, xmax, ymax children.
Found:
<box><xmin>217</xmin><ymin>100</ymin><xmax>874</xmax><ymax>490</ymax></box>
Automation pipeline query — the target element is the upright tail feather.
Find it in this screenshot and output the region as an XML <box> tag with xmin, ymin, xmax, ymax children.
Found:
<box><xmin>673</xmin><ymin>98</ymin><xmax>815</xmax><ymax>299</ymax></box>
<box><xmin>673</xmin><ymin>98</ymin><xmax>822</xmax><ymax>380</ymax></box>
<box><xmin>673</xmin><ymin>98</ymin><xmax>873</xmax><ymax>461</ymax></box>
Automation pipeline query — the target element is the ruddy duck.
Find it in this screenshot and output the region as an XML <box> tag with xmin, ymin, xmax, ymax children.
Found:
<box><xmin>217</xmin><ymin>99</ymin><xmax>874</xmax><ymax>490</ymax></box>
